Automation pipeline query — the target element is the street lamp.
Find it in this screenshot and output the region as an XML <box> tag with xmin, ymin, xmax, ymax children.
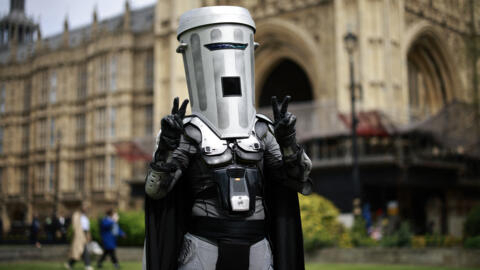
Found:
<box><xmin>344</xmin><ymin>30</ymin><xmax>361</xmax><ymax>216</ymax></box>
<box><xmin>54</xmin><ymin>130</ymin><xmax>62</xmax><ymax>215</ymax></box>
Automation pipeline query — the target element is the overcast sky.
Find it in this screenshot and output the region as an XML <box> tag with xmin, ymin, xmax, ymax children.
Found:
<box><xmin>0</xmin><ymin>0</ymin><xmax>156</xmax><ymax>38</ymax></box>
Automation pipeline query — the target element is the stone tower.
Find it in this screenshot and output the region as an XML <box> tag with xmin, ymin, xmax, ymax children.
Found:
<box><xmin>0</xmin><ymin>0</ymin><xmax>38</xmax><ymax>46</ymax></box>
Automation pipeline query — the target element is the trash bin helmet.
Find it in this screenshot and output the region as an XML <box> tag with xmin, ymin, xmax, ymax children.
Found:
<box><xmin>177</xmin><ymin>6</ymin><xmax>257</xmax><ymax>139</ymax></box>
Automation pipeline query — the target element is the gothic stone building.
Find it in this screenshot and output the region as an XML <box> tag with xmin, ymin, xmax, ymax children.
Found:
<box><xmin>0</xmin><ymin>0</ymin><xmax>479</xmax><ymax>238</ymax></box>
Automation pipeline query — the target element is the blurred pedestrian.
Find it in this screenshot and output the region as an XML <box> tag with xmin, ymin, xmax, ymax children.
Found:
<box><xmin>51</xmin><ymin>212</ymin><xmax>63</xmax><ymax>241</ymax></box>
<box><xmin>30</xmin><ymin>214</ymin><xmax>41</xmax><ymax>248</ymax></box>
<box><xmin>0</xmin><ymin>216</ymin><xmax>3</xmax><ymax>243</ymax></box>
<box><xmin>58</xmin><ymin>213</ymin><xmax>67</xmax><ymax>242</ymax></box>
<box><xmin>97</xmin><ymin>209</ymin><xmax>125</xmax><ymax>269</ymax></box>
<box><xmin>65</xmin><ymin>203</ymin><xmax>93</xmax><ymax>270</ymax></box>
<box><xmin>45</xmin><ymin>215</ymin><xmax>53</xmax><ymax>242</ymax></box>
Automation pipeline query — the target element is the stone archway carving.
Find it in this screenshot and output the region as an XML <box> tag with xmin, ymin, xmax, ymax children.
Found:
<box><xmin>404</xmin><ymin>22</ymin><xmax>463</xmax><ymax>121</ymax></box>
<box><xmin>254</xmin><ymin>18</ymin><xmax>321</xmax><ymax>106</ymax></box>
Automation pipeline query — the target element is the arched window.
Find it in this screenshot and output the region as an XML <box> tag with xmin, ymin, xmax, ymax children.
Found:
<box><xmin>407</xmin><ymin>35</ymin><xmax>451</xmax><ymax>122</ymax></box>
<box><xmin>258</xmin><ymin>59</ymin><xmax>313</xmax><ymax>107</ymax></box>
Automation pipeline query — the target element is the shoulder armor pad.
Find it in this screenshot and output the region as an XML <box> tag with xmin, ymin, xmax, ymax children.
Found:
<box><xmin>254</xmin><ymin>120</ymin><xmax>268</xmax><ymax>139</ymax></box>
<box><xmin>256</xmin><ymin>114</ymin><xmax>273</xmax><ymax>124</ymax></box>
<box><xmin>182</xmin><ymin>115</ymin><xmax>202</xmax><ymax>144</ymax></box>
<box><xmin>255</xmin><ymin>114</ymin><xmax>274</xmax><ymax>137</ymax></box>
<box><xmin>183</xmin><ymin>115</ymin><xmax>193</xmax><ymax>124</ymax></box>
<box><xmin>188</xmin><ymin>116</ymin><xmax>227</xmax><ymax>156</ymax></box>
<box><xmin>184</xmin><ymin>124</ymin><xmax>202</xmax><ymax>144</ymax></box>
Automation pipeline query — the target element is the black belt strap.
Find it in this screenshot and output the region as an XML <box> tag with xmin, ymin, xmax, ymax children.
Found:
<box><xmin>190</xmin><ymin>216</ymin><xmax>266</xmax><ymax>243</ymax></box>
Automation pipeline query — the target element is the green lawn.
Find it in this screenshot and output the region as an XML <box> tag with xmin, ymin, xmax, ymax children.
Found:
<box><xmin>0</xmin><ymin>262</ymin><xmax>478</xmax><ymax>270</ymax></box>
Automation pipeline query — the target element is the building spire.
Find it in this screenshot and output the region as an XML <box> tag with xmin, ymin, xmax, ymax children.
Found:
<box><xmin>123</xmin><ymin>0</ymin><xmax>131</xmax><ymax>31</ymax></box>
<box><xmin>92</xmin><ymin>6</ymin><xmax>98</xmax><ymax>37</ymax></box>
<box><xmin>35</xmin><ymin>25</ymin><xmax>44</xmax><ymax>53</ymax></box>
<box><xmin>64</xmin><ymin>14</ymin><xmax>69</xmax><ymax>31</ymax></box>
<box><xmin>63</xmin><ymin>15</ymin><xmax>69</xmax><ymax>48</ymax></box>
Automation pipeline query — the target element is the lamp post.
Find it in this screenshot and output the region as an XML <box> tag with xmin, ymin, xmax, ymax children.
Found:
<box><xmin>54</xmin><ymin>130</ymin><xmax>62</xmax><ymax>215</ymax></box>
<box><xmin>344</xmin><ymin>30</ymin><xmax>361</xmax><ymax>216</ymax></box>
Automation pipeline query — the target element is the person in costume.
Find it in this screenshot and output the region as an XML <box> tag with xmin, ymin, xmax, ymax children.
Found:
<box><xmin>143</xmin><ymin>6</ymin><xmax>312</xmax><ymax>270</ymax></box>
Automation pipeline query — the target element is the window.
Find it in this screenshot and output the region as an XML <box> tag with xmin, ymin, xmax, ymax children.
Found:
<box><xmin>76</xmin><ymin>114</ymin><xmax>86</xmax><ymax>144</ymax></box>
<box><xmin>38</xmin><ymin>118</ymin><xmax>47</xmax><ymax>148</ymax></box>
<box><xmin>98</xmin><ymin>56</ymin><xmax>108</xmax><ymax>92</ymax></box>
<box><xmin>36</xmin><ymin>164</ymin><xmax>45</xmax><ymax>193</ymax></box>
<box><xmin>22</xmin><ymin>124</ymin><xmax>29</xmax><ymax>152</ymax></box>
<box><xmin>109</xmin><ymin>156</ymin><xmax>116</xmax><ymax>187</ymax></box>
<box><xmin>49</xmin><ymin>71</ymin><xmax>57</xmax><ymax>103</ymax></box>
<box><xmin>41</xmin><ymin>71</ymin><xmax>48</xmax><ymax>104</ymax></box>
<box><xmin>145</xmin><ymin>51</ymin><xmax>154</xmax><ymax>89</ymax></box>
<box><xmin>94</xmin><ymin>157</ymin><xmax>105</xmax><ymax>189</ymax></box>
<box><xmin>74</xmin><ymin>160</ymin><xmax>85</xmax><ymax>191</ymax></box>
<box><xmin>77</xmin><ymin>65</ymin><xmax>87</xmax><ymax>99</ymax></box>
<box><xmin>110</xmin><ymin>56</ymin><xmax>117</xmax><ymax>91</ymax></box>
<box><xmin>48</xmin><ymin>162</ymin><xmax>55</xmax><ymax>192</ymax></box>
<box><xmin>20</xmin><ymin>167</ymin><xmax>28</xmax><ymax>194</ymax></box>
<box><xmin>145</xmin><ymin>105</ymin><xmax>153</xmax><ymax>135</ymax></box>
<box><xmin>109</xmin><ymin>107</ymin><xmax>116</xmax><ymax>138</ymax></box>
<box><xmin>24</xmin><ymin>80</ymin><xmax>31</xmax><ymax>111</ymax></box>
<box><xmin>0</xmin><ymin>126</ymin><xmax>3</xmax><ymax>154</ymax></box>
<box><xmin>50</xmin><ymin>118</ymin><xmax>55</xmax><ymax>146</ymax></box>
<box><xmin>0</xmin><ymin>83</ymin><xmax>5</xmax><ymax>113</ymax></box>
<box><xmin>95</xmin><ymin>108</ymin><xmax>106</xmax><ymax>140</ymax></box>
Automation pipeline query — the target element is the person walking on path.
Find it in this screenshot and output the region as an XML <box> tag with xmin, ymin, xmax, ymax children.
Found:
<box><xmin>30</xmin><ymin>214</ymin><xmax>41</xmax><ymax>248</ymax></box>
<box><xmin>97</xmin><ymin>209</ymin><xmax>125</xmax><ymax>269</ymax></box>
<box><xmin>65</xmin><ymin>203</ymin><xmax>93</xmax><ymax>270</ymax></box>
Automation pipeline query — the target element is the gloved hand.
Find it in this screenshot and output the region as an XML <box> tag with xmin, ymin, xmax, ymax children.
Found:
<box><xmin>271</xmin><ymin>95</ymin><xmax>297</xmax><ymax>148</ymax></box>
<box><xmin>158</xmin><ymin>97</ymin><xmax>189</xmax><ymax>150</ymax></box>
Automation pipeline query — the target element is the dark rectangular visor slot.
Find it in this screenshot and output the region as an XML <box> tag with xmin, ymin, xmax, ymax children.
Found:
<box><xmin>222</xmin><ymin>77</ymin><xmax>242</xmax><ymax>97</ymax></box>
<box><xmin>204</xmin><ymin>43</ymin><xmax>248</xmax><ymax>51</ymax></box>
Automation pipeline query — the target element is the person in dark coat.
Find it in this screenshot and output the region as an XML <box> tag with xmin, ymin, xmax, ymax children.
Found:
<box><xmin>0</xmin><ymin>217</ymin><xmax>3</xmax><ymax>243</ymax></box>
<box><xmin>97</xmin><ymin>209</ymin><xmax>125</xmax><ymax>269</ymax></box>
<box><xmin>30</xmin><ymin>214</ymin><xmax>41</xmax><ymax>248</ymax></box>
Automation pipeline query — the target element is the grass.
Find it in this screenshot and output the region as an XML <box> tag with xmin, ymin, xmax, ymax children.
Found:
<box><xmin>0</xmin><ymin>262</ymin><xmax>478</xmax><ymax>270</ymax></box>
<box><xmin>307</xmin><ymin>264</ymin><xmax>479</xmax><ymax>270</ymax></box>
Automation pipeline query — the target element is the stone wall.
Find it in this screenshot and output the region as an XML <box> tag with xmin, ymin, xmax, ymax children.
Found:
<box><xmin>0</xmin><ymin>245</ymin><xmax>143</xmax><ymax>262</ymax></box>
<box><xmin>306</xmin><ymin>248</ymin><xmax>480</xmax><ymax>268</ymax></box>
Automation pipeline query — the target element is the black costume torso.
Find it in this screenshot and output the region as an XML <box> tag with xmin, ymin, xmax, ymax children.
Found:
<box><xmin>144</xmin><ymin>114</ymin><xmax>312</xmax><ymax>270</ymax></box>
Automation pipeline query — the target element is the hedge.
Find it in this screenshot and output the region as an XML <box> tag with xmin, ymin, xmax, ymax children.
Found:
<box><xmin>299</xmin><ymin>193</ymin><xmax>343</xmax><ymax>251</ymax></box>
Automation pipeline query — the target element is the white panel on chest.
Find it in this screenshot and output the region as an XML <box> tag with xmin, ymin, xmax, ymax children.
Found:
<box><xmin>190</xmin><ymin>117</ymin><xmax>261</xmax><ymax>155</ymax></box>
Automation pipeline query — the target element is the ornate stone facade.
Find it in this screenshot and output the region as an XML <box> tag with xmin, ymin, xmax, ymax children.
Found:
<box><xmin>0</xmin><ymin>1</ymin><xmax>155</xmax><ymax>231</ymax></box>
<box><xmin>0</xmin><ymin>0</ymin><xmax>478</xmax><ymax>236</ymax></box>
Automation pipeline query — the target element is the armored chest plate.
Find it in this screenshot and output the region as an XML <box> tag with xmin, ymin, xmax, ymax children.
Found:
<box><xmin>188</xmin><ymin>117</ymin><xmax>263</xmax><ymax>166</ymax></box>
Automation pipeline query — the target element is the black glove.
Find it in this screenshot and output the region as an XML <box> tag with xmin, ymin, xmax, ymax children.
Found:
<box><xmin>271</xmin><ymin>95</ymin><xmax>297</xmax><ymax>148</ymax></box>
<box><xmin>157</xmin><ymin>97</ymin><xmax>189</xmax><ymax>151</ymax></box>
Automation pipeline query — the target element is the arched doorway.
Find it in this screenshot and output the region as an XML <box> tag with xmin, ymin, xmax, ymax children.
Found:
<box><xmin>407</xmin><ymin>33</ymin><xmax>456</xmax><ymax>122</ymax></box>
<box><xmin>258</xmin><ymin>58</ymin><xmax>313</xmax><ymax>107</ymax></box>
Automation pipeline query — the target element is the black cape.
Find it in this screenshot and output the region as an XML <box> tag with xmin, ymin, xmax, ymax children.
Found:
<box><xmin>144</xmin><ymin>169</ymin><xmax>305</xmax><ymax>270</ymax></box>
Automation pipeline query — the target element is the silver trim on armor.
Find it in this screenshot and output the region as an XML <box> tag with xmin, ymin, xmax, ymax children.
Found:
<box><xmin>237</xmin><ymin>132</ymin><xmax>261</xmax><ymax>152</ymax></box>
<box><xmin>190</xmin><ymin>117</ymin><xmax>228</xmax><ymax>156</ymax></box>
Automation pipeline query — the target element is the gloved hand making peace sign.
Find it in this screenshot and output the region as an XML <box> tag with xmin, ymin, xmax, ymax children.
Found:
<box><xmin>271</xmin><ymin>95</ymin><xmax>297</xmax><ymax>148</ymax></box>
<box><xmin>159</xmin><ymin>97</ymin><xmax>189</xmax><ymax>150</ymax></box>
